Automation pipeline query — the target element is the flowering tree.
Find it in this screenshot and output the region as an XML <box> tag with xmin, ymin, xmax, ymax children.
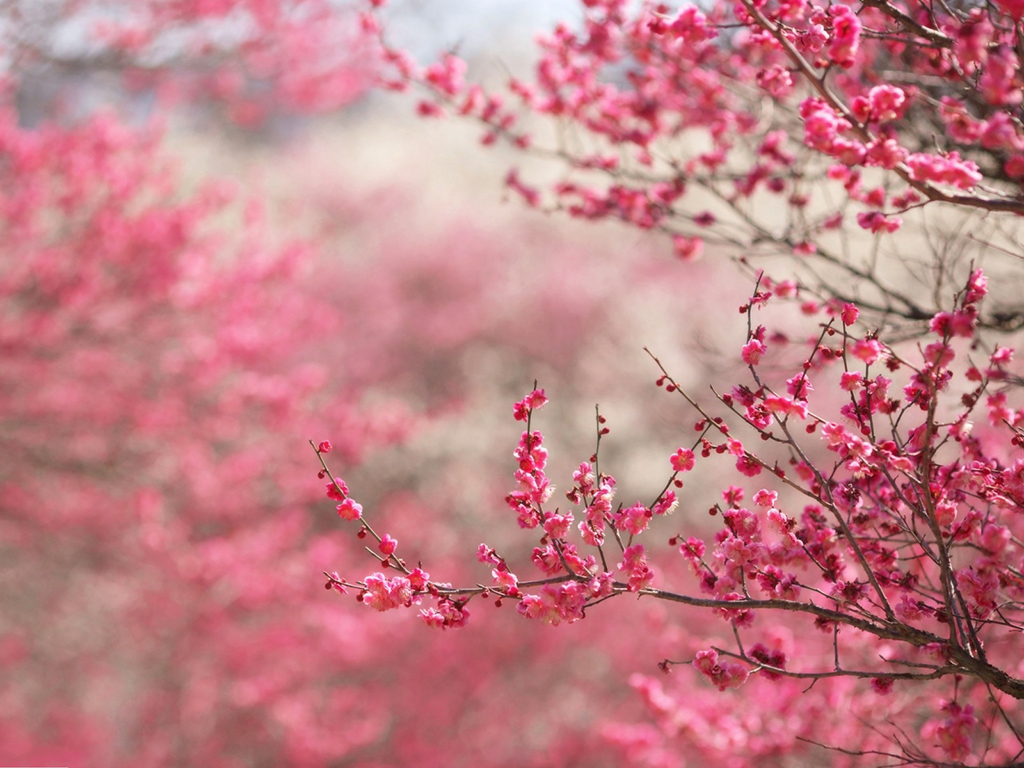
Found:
<box><xmin>7</xmin><ymin>0</ymin><xmax>1024</xmax><ymax>764</ymax></box>
<box><xmin>0</xmin><ymin>103</ymin><xmax>424</xmax><ymax>764</ymax></box>
<box><xmin>319</xmin><ymin>0</ymin><xmax>1024</xmax><ymax>764</ymax></box>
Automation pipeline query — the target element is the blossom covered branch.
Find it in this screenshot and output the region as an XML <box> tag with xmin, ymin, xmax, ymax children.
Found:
<box><xmin>320</xmin><ymin>265</ymin><xmax>1024</xmax><ymax>763</ymax></box>
<box><xmin>363</xmin><ymin>0</ymin><xmax>1024</xmax><ymax>333</ymax></box>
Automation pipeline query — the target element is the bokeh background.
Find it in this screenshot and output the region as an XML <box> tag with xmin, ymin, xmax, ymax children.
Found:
<box><xmin>0</xmin><ymin>2</ymin><xmax>770</xmax><ymax>766</ymax></box>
